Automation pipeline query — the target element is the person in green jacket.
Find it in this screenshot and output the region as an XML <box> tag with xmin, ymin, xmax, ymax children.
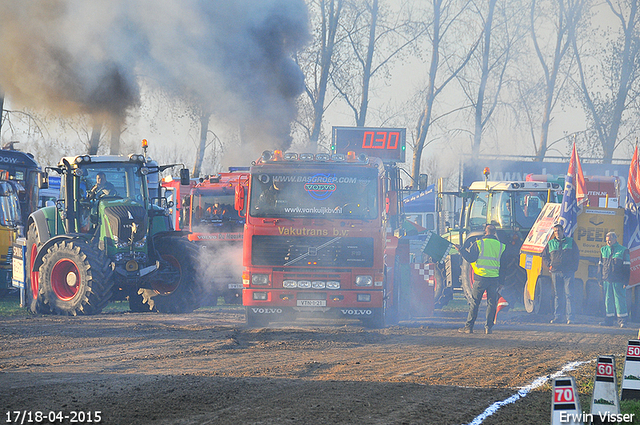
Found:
<box><xmin>598</xmin><ymin>231</ymin><xmax>630</xmax><ymax>328</ymax></box>
<box><xmin>542</xmin><ymin>223</ymin><xmax>580</xmax><ymax>324</ymax></box>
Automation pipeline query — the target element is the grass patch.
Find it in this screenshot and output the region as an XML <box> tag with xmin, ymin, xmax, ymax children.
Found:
<box><xmin>0</xmin><ymin>296</ymin><xmax>29</xmax><ymax>316</ymax></box>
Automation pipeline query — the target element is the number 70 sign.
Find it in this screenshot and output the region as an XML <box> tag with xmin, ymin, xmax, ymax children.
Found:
<box><xmin>554</xmin><ymin>387</ymin><xmax>575</xmax><ymax>403</ymax></box>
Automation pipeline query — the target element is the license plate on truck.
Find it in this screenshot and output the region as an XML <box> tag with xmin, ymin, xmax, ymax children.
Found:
<box><xmin>296</xmin><ymin>300</ymin><xmax>327</xmax><ymax>307</ymax></box>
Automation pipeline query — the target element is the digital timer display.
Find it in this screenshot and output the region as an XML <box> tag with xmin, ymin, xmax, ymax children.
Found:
<box><xmin>331</xmin><ymin>126</ymin><xmax>406</xmax><ymax>163</ymax></box>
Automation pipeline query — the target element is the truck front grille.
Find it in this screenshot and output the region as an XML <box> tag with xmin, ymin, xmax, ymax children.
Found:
<box><xmin>251</xmin><ymin>235</ymin><xmax>374</xmax><ymax>268</ymax></box>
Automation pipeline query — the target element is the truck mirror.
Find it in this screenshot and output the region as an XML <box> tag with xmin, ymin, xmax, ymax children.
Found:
<box><xmin>235</xmin><ymin>185</ymin><xmax>245</xmax><ymax>214</ymax></box>
<box><xmin>180</xmin><ymin>168</ymin><xmax>190</xmax><ymax>186</ymax></box>
<box><xmin>39</xmin><ymin>172</ymin><xmax>49</xmax><ymax>190</ymax></box>
<box><xmin>418</xmin><ymin>174</ymin><xmax>428</xmax><ymax>191</ymax></box>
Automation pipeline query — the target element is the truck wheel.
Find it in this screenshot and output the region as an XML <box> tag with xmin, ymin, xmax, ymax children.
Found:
<box><xmin>523</xmin><ymin>279</ymin><xmax>541</xmax><ymax>314</ymax></box>
<box><xmin>538</xmin><ymin>276</ymin><xmax>554</xmax><ymax>314</ymax></box>
<box><xmin>571</xmin><ymin>278</ymin><xmax>584</xmax><ymax>315</ymax></box>
<box><xmin>362</xmin><ymin>309</ymin><xmax>385</xmax><ymax>329</ymax></box>
<box><xmin>224</xmin><ymin>293</ymin><xmax>241</xmax><ymax>305</ymax></box>
<box><xmin>584</xmin><ymin>279</ymin><xmax>604</xmax><ymax>317</ymax></box>
<box><xmin>140</xmin><ymin>238</ymin><xmax>201</xmax><ymax>314</ymax></box>
<box><xmin>246</xmin><ymin>306</ymin><xmax>268</xmax><ymax>327</ymax></box>
<box><xmin>25</xmin><ymin>224</ymin><xmax>49</xmax><ymax>314</ymax></box>
<box><xmin>39</xmin><ymin>240</ymin><xmax>112</xmax><ymax>316</ymax></box>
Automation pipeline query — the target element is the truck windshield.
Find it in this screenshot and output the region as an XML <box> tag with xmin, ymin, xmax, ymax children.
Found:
<box><xmin>76</xmin><ymin>164</ymin><xmax>147</xmax><ymax>204</ymax></box>
<box><xmin>249</xmin><ymin>168</ymin><xmax>379</xmax><ymax>220</ymax></box>
<box><xmin>190</xmin><ymin>190</ymin><xmax>243</xmax><ymax>232</ymax></box>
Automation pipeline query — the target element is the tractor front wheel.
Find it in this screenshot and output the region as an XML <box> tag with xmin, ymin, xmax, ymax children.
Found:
<box><xmin>39</xmin><ymin>240</ymin><xmax>112</xmax><ymax>315</ymax></box>
<box><xmin>139</xmin><ymin>238</ymin><xmax>201</xmax><ymax>313</ymax></box>
<box><xmin>25</xmin><ymin>223</ymin><xmax>49</xmax><ymax>314</ymax></box>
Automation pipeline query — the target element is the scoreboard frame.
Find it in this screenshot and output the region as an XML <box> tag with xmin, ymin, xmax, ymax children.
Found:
<box><xmin>331</xmin><ymin>126</ymin><xmax>406</xmax><ymax>163</ymax></box>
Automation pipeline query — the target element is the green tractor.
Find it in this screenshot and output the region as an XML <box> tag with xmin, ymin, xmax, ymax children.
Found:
<box><xmin>24</xmin><ymin>153</ymin><xmax>202</xmax><ymax>315</ymax></box>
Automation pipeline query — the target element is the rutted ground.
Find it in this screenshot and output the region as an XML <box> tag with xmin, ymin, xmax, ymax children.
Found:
<box><xmin>0</xmin><ymin>307</ymin><xmax>635</xmax><ymax>425</ymax></box>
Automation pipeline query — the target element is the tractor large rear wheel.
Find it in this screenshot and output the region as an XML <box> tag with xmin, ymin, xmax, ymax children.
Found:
<box><xmin>25</xmin><ymin>223</ymin><xmax>49</xmax><ymax>314</ymax></box>
<box><xmin>139</xmin><ymin>238</ymin><xmax>202</xmax><ymax>314</ymax></box>
<box><xmin>39</xmin><ymin>240</ymin><xmax>112</xmax><ymax>315</ymax></box>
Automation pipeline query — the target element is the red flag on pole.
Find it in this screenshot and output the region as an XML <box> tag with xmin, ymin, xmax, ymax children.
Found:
<box><xmin>559</xmin><ymin>143</ymin><xmax>587</xmax><ymax>236</ymax></box>
<box><xmin>625</xmin><ymin>146</ymin><xmax>640</xmax><ymax>286</ymax></box>
<box><xmin>569</xmin><ymin>143</ymin><xmax>587</xmax><ymax>205</ymax></box>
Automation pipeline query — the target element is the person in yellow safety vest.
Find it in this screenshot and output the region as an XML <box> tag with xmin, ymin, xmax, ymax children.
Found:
<box><xmin>598</xmin><ymin>231</ymin><xmax>630</xmax><ymax>328</ymax></box>
<box><xmin>455</xmin><ymin>224</ymin><xmax>506</xmax><ymax>334</ymax></box>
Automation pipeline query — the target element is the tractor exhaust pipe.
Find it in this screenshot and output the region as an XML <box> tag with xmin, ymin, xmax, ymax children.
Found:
<box><xmin>61</xmin><ymin>159</ymin><xmax>76</xmax><ymax>233</ymax></box>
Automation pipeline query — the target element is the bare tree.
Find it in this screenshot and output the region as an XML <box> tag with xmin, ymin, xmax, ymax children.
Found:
<box><xmin>456</xmin><ymin>0</ymin><xmax>526</xmax><ymax>157</ymax></box>
<box><xmin>296</xmin><ymin>0</ymin><xmax>345</xmax><ymax>152</ymax></box>
<box><xmin>411</xmin><ymin>0</ymin><xmax>481</xmax><ymax>188</ymax></box>
<box><xmin>530</xmin><ymin>0</ymin><xmax>585</xmax><ymax>160</ymax></box>
<box><xmin>332</xmin><ymin>0</ymin><xmax>426</xmax><ymax>126</ymax></box>
<box><xmin>192</xmin><ymin>111</ymin><xmax>211</xmax><ymax>178</ymax></box>
<box><xmin>572</xmin><ymin>0</ymin><xmax>640</xmax><ymax>163</ymax></box>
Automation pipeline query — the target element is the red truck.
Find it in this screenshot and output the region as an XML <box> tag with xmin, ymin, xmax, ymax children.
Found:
<box><xmin>161</xmin><ymin>176</ymin><xmax>197</xmax><ymax>231</ymax></box>
<box><xmin>187</xmin><ymin>168</ymin><xmax>249</xmax><ymax>304</ymax></box>
<box><xmin>238</xmin><ymin>150</ymin><xmax>388</xmax><ymax>327</ymax></box>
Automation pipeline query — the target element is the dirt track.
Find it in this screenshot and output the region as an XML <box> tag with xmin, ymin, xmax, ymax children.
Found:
<box><xmin>0</xmin><ymin>306</ymin><xmax>636</xmax><ymax>425</ymax></box>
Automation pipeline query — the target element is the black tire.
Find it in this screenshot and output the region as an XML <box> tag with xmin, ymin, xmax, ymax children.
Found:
<box><xmin>499</xmin><ymin>264</ymin><xmax>526</xmax><ymax>308</ymax></box>
<box><xmin>139</xmin><ymin>237</ymin><xmax>201</xmax><ymax>314</ymax></box>
<box><xmin>361</xmin><ymin>308</ymin><xmax>385</xmax><ymax>329</ymax></box>
<box><xmin>585</xmin><ymin>279</ymin><xmax>604</xmax><ymax>317</ymax></box>
<box><xmin>39</xmin><ymin>240</ymin><xmax>112</xmax><ymax>316</ymax></box>
<box><xmin>246</xmin><ymin>306</ymin><xmax>268</xmax><ymax>327</ymax></box>
<box><xmin>461</xmin><ymin>259</ymin><xmax>474</xmax><ymax>305</ymax></box>
<box><xmin>25</xmin><ymin>223</ymin><xmax>49</xmax><ymax>314</ymax></box>
<box><xmin>224</xmin><ymin>293</ymin><xmax>241</xmax><ymax>305</ymax></box>
<box><xmin>571</xmin><ymin>278</ymin><xmax>584</xmax><ymax>315</ymax></box>
<box><xmin>538</xmin><ymin>276</ymin><xmax>554</xmax><ymax>314</ymax></box>
<box><xmin>128</xmin><ymin>289</ymin><xmax>152</xmax><ymax>312</ymax></box>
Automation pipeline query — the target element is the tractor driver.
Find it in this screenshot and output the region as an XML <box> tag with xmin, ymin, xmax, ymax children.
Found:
<box><xmin>88</xmin><ymin>172</ymin><xmax>117</xmax><ymax>199</ymax></box>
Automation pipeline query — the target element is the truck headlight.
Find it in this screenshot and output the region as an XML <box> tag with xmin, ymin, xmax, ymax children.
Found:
<box><xmin>253</xmin><ymin>292</ymin><xmax>268</xmax><ymax>300</ymax></box>
<box><xmin>312</xmin><ymin>281</ymin><xmax>325</xmax><ymax>289</ymax></box>
<box><xmin>283</xmin><ymin>280</ymin><xmax>297</xmax><ymax>288</ymax></box>
<box><xmin>326</xmin><ymin>281</ymin><xmax>340</xmax><ymax>289</ymax></box>
<box><xmin>355</xmin><ymin>275</ymin><xmax>373</xmax><ymax>286</ymax></box>
<box><xmin>251</xmin><ymin>274</ymin><xmax>270</xmax><ymax>285</ymax></box>
<box><xmin>297</xmin><ymin>280</ymin><xmax>311</xmax><ymax>289</ymax></box>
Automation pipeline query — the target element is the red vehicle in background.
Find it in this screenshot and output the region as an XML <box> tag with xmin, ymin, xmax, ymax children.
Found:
<box><xmin>161</xmin><ymin>176</ymin><xmax>197</xmax><ymax>231</ymax></box>
<box><xmin>238</xmin><ymin>150</ymin><xmax>388</xmax><ymax>327</ymax></box>
<box><xmin>187</xmin><ymin>168</ymin><xmax>249</xmax><ymax>304</ymax></box>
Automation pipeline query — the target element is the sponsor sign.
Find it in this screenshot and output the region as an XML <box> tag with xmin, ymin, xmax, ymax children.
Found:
<box><xmin>521</xmin><ymin>203</ymin><xmax>561</xmax><ymax>253</ymax></box>
<box><xmin>189</xmin><ymin>232</ymin><xmax>242</xmax><ymax>241</ymax></box>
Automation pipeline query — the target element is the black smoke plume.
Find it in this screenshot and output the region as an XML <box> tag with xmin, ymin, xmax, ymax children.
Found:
<box><xmin>0</xmin><ymin>0</ymin><xmax>309</xmax><ymax>150</ymax></box>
